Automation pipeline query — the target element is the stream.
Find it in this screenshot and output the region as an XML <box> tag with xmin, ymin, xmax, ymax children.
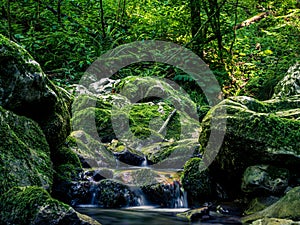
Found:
<box><xmin>76</xmin><ymin>206</ymin><xmax>242</xmax><ymax>225</ymax></box>
<box><xmin>74</xmin><ymin>163</ymin><xmax>242</xmax><ymax>224</ymax></box>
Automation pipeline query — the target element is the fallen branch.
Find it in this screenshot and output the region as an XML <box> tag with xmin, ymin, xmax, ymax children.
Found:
<box><xmin>158</xmin><ymin>109</ymin><xmax>177</xmax><ymax>135</ymax></box>
<box><xmin>234</xmin><ymin>11</ymin><xmax>271</xmax><ymax>30</ymax></box>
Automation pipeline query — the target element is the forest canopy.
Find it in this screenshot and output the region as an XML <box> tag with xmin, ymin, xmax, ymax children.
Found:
<box><xmin>1</xmin><ymin>0</ymin><xmax>299</xmax><ymax>102</ymax></box>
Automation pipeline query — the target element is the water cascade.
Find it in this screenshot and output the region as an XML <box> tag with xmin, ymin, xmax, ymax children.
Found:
<box><xmin>141</xmin><ymin>156</ymin><xmax>148</xmax><ymax>167</ymax></box>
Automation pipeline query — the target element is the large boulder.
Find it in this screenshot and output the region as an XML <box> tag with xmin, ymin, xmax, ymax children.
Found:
<box><xmin>242</xmin><ymin>186</ymin><xmax>300</xmax><ymax>223</ymax></box>
<box><xmin>0</xmin><ymin>35</ymin><xmax>100</xmax><ymax>224</ymax></box>
<box><xmin>65</xmin><ymin>130</ymin><xmax>116</xmax><ymax>168</ymax></box>
<box><xmin>0</xmin><ymin>34</ymin><xmax>71</xmax><ymax>150</ymax></box>
<box><xmin>71</xmin><ymin>93</ymin><xmax>191</xmax><ymax>145</ymax></box>
<box><xmin>241</xmin><ymin>165</ymin><xmax>290</xmax><ymax>196</ymax></box>
<box><xmin>0</xmin><ymin>106</ymin><xmax>53</xmax><ymax>195</ymax></box>
<box><xmin>250</xmin><ymin>218</ymin><xmax>300</xmax><ymax>225</ymax></box>
<box><xmin>85</xmin><ymin>179</ymin><xmax>139</xmax><ymax>208</ymax></box>
<box><xmin>71</xmin><ymin>92</ymin><xmax>199</xmax><ymax>168</ymax></box>
<box><xmin>0</xmin><ymin>186</ymin><xmax>101</xmax><ymax>225</ymax></box>
<box><xmin>181</xmin><ymin>158</ymin><xmax>216</xmax><ymax>206</ymax></box>
<box><xmin>198</xmin><ymin>95</ymin><xmax>300</xmax><ymax>197</ymax></box>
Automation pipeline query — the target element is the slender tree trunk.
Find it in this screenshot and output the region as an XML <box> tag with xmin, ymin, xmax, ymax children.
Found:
<box><xmin>116</xmin><ymin>0</ymin><xmax>121</xmax><ymax>21</ymax></box>
<box><xmin>230</xmin><ymin>0</ymin><xmax>239</xmax><ymax>54</ymax></box>
<box><xmin>57</xmin><ymin>0</ymin><xmax>62</xmax><ymax>23</ymax></box>
<box><xmin>190</xmin><ymin>0</ymin><xmax>203</xmax><ymax>57</ymax></box>
<box><xmin>121</xmin><ymin>0</ymin><xmax>126</xmax><ymax>23</ymax></box>
<box><xmin>100</xmin><ymin>0</ymin><xmax>106</xmax><ymax>38</ymax></box>
<box><xmin>7</xmin><ymin>0</ymin><xmax>12</xmax><ymax>39</ymax></box>
<box><xmin>210</xmin><ymin>0</ymin><xmax>223</xmax><ymax>60</ymax></box>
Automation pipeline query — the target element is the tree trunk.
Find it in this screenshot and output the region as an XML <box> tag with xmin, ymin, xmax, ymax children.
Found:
<box><xmin>7</xmin><ymin>0</ymin><xmax>12</xmax><ymax>39</ymax></box>
<box><xmin>100</xmin><ymin>0</ymin><xmax>106</xmax><ymax>38</ymax></box>
<box><xmin>57</xmin><ymin>0</ymin><xmax>62</xmax><ymax>23</ymax></box>
<box><xmin>190</xmin><ymin>0</ymin><xmax>203</xmax><ymax>58</ymax></box>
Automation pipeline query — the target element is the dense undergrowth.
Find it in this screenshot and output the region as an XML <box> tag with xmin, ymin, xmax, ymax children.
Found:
<box><xmin>0</xmin><ymin>0</ymin><xmax>299</xmax><ymax>102</ymax></box>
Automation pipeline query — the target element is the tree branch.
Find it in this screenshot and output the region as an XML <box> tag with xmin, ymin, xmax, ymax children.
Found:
<box><xmin>234</xmin><ymin>11</ymin><xmax>271</xmax><ymax>30</ymax></box>
<box><xmin>158</xmin><ymin>109</ymin><xmax>177</xmax><ymax>135</ymax></box>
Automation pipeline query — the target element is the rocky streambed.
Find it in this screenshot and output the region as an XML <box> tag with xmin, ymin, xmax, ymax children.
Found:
<box><xmin>0</xmin><ymin>34</ymin><xmax>299</xmax><ymax>224</ymax></box>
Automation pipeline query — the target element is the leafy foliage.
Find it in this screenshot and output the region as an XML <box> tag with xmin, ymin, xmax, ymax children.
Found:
<box><xmin>0</xmin><ymin>0</ymin><xmax>299</xmax><ymax>101</ymax></box>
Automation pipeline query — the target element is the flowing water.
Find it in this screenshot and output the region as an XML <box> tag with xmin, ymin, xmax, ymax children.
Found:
<box><xmin>75</xmin><ymin>163</ymin><xmax>242</xmax><ymax>224</ymax></box>
<box><xmin>76</xmin><ymin>206</ymin><xmax>242</xmax><ymax>225</ymax></box>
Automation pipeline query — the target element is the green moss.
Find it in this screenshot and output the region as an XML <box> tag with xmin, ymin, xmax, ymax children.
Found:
<box><xmin>181</xmin><ymin>158</ymin><xmax>214</xmax><ymax>205</ymax></box>
<box><xmin>0</xmin><ymin>106</ymin><xmax>53</xmax><ymax>195</ymax></box>
<box><xmin>242</xmin><ymin>186</ymin><xmax>300</xmax><ymax>223</ymax></box>
<box><xmin>72</xmin><ymin>106</ymin><xmax>114</xmax><ymax>141</ymax></box>
<box><xmin>52</xmin><ymin>146</ymin><xmax>82</xmax><ymax>183</ymax></box>
<box><xmin>0</xmin><ymin>34</ymin><xmax>42</xmax><ymax>75</ymax></box>
<box><xmin>198</xmin><ymin>95</ymin><xmax>300</xmax><ymax>198</ymax></box>
<box><xmin>64</xmin><ymin>130</ymin><xmax>116</xmax><ymax>168</ymax></box>
<box><xmin>0</xmin><ymin>34</ymin><xmax>71</xmax><ymax>150</ymax></box>
<box><xmin>143</xmin><ymin>139</ymin><xmax>198</xmax><ymax>165</ymax></box>
<box><xmin>0</xmin><ymin>186</ymin><xmax>70</xmax><ymax>225</ymax></box>
<box><xmin>200</xmin><ymin>96</ymin><xmax>300</xmax><ymax>158</ymax></box>
<box><xmin>115</xmin><ymin>76</ymin><xmax>197</xmax><ymax>117</ymax></box>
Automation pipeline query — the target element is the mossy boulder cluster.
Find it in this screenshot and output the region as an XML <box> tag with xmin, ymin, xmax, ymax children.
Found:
<box><xmin>1</xmin><ymin>32</ymin><xmax>299</xmax><ymax>224</ymax></box>
<box><xmin>197</xmin><ymin>94</ymin><xmax>300</xmax><ymax>197</ymax></box>
<box><xmin>181</xmin><ymin>62</ymin><xmax>300</xmax><ymax>222</ymax></box>
<box><xmin>0</xmin><ymin>34</ymin><xmax>100</xmax><ymax>224</ymax></box>
<box><xmin>67</xmin><ymin>75</ymin><xmax>200</xmax><ymax>207</ymax></box>
<box><xmin>0</xmin><ymin>34</ymin><xmax>71</xmax><ymax>150</ymax></box>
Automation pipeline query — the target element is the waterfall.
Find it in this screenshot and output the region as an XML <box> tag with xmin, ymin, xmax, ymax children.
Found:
<box><xmin>115</xmin><ymin>158</ymin><xmax>120</xmax><ymax>168</ymax></box>
<box><xmin>91</xmin><ymin>192</ymin><xmax>96</xmax><ymax>205</ymax></box>
<box><xmin>132</xmin><ymin>187</ymin><xmax>149</xmax><ymax>206</ymax></box>
<box><xmin>182</xmin><ymin>191</ymin><xmax>188</xmax><ymax>208</ymax></box>
<box><xmin>89</xmin><ymin>182</ymin><xmax>98</xmax><ymax>205</ymax></box>
<box><xmin>172</xmin><ymin>181</ymin><xmax>188</xmax><ymax>208</ymax></box>
<box><xmin>141</xmin><ymin>156</ymin><xmax>148</xmax><ymax>167</ymax></box>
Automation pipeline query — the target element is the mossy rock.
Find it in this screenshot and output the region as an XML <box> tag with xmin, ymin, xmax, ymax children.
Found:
<box><xmin>181</xmin><ymin>158</ymin><xmax>216</xmax><ymax>206</ymax></box>
<box><xmin>0</xmin><ymin>106</ymin><xmax>53</xmax><ymax>195</ymax></box>
<box><xmin>273</xmin><ymin>62</ymin><xmax>300</xmax><ymax>98</ymax></box>
<box><xmin>141</xmin><ymin>138</ymin><xmax>200</xmax><ymax>169</ymax></box>
<box><xmin>0</xmin><ymin>186</ymin><xmax>101</xmax><ymax>225</ymax></box>
<box><xmin>141</xmin><ymin>180</ymin><xmax>183</xmax><ymax>208</ymax></box>
<box><xmin>71</xmin><ymin>94</ymin><xmax>187</xmax><ymax>144</ymax></box>
<box><xmin>242</xmin><ymin>186</ymin><xmax>300</xmax><ymax>223</ymax></box>
<box><xmin>250</xmin><ymin>218</ymin><xmax>300</xmax><ymax>225</ymax></box>
<box><xmin>65</xmin><ymin>130</ymin><xmax>116</xmax><ymax>168</ymax></box>
<box><xmin>115</xmin><ymin>76</ymin><xmax>199</xmax><ymax>140</ymax></box>
<box><xmin>241</xmin><ymin>165</ymin><xmax>290</xmax><ymax>196</ymax></box>
<box><xmin>177</xmin><ymin>207</ymin><xmax>210</xmax><ymax>222</ymax></box>
<box><xmin>244</xmin><ymin>196</ymin><xmax>280</xmax><ymax>216</ymax></box>
<box><xmin>71</xmin><ymin>92</ymin><xmax>198</xmax><ymax>165</ymax></box>
<box><xmin>50</xmin><ymin>133</ymin><xmax>85</xmax><ymax>204</ymax></box>
<box><xmin>115</xmin><ymin>76</ymin><xmax>197</xmax><ymax>117</ymax></box>
<box><xmin>92</xmin><ymin>179</ymin><xmax>139</xmax><ymax>208</ymax></box>
<box><xmin>0</xmin><ymin>34</ymin><xmax>71</xmax><ymax>150</ymax></box>
<box><xmin>199</xmin><ymin>96</ymin><xmax>300</xmax><ymax>197</ymax></box>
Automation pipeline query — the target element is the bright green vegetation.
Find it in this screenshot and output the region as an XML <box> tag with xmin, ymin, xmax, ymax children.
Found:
<box><xmin>0</xmin><ymin>106</ymin><xmax>53</xmax><ymax>196</ymax></box>
<box><xmin>197</xmin><ymin>95</ymin><xmax>300</xmax><ymax>198</ymax></box>
<box><xmin>0</xmin><ymin>186</ymin><xmax>69</xmax><ymax>225</ymax></box>
<box><xmin>1</xmin><ymin>0</ymin><xmax>298</xmax><ymax>103</ymax></box>
<box><xmin>72</xmin><ymin>91</ymin><xmax>194</xmax><ymax>144</ymax></box>
<box><xmin>181</xmin><ymin>158</ymin><xmax>214</xmax><ymax>205</ymax></box>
